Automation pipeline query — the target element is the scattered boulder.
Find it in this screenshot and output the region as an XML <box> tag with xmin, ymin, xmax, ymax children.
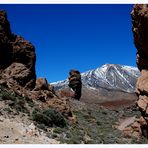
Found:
<box><xmin>117</xmin><ymin>116</ymin><xmax>136</xmax><ymax>131</ymax></box>
<box><xmin>29</xmin><ymin>78</ymin><xmax>57</xmax><ymax>102</ymax></box>
<box><xmin>116</xmin><ymin>116</ymin><xmax>142</xmax><ymax>139</ymax></box>
<box><xmin>131</xmin><ymin>4</ymin><xmax>148</xmax><ymax>138</ymax></box>
<box><xmin>34</xmin><ymin>78</ymin><xmax>48</xmax><ymax>91</ymax></box>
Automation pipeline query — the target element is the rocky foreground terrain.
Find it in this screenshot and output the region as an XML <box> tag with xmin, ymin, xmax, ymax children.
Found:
<box><xmin>0</xmin><ymin>84</ymin><xmax>148</xmax><ymax>144</ymax></box>
<box><xmin>0</xmin><ymin>4</ymin><xmax>148</xmax><ymax>144</ymax></box>
<box><xmin>1</xmin><ymin>84</ymin><xmax>148</xmax><ymax>144</ymax></box>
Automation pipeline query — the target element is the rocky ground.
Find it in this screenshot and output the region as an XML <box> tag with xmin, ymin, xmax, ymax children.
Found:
<box><xmin>0</xmin><ymin>85</ymin><xmax>59</xmax><ymax>144</ymax></box>
<box><xmin>0</xmin><ymin>116</ymin><xmax>59</xmax><ymax>144</ymax></box>
<box><xmin>48</xmin><ymin>99</ymin><xmax>148</xmax><ymax>144</ymax></box>
<box><xmin>1</xmin><ymin>84</ymin><xmax>148</xmax><ymax>144</ymax></box>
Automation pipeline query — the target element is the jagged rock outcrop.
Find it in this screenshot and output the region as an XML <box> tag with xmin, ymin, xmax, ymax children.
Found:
<box><xmin>131</xmin><ymin>4</ymin><xmax>148</xmax><ymax>138</ymax></box>
<box><xmin>0</xmin><ymin>10</ymin><xmax>73</xmax><ymax>121</ymax></box>
<box><xmin>24</xmin><ymin>78</ymin><xmax>73</xmax><ymax>121</ymax></box>
<box><xmin>0</xmin><ymin>11</ymin><xmax>12</xmax><ymax>70</ymax></box>
<box><xmin>2</xmin><ymin>63</ymin><xmax>34</xmax><ymax>88</ymax></box>
<box><xmin>27</xmin><ymin>78</ymin><xmax>56</xmax><ymax>102</ymax></box>
<box><xmin>0</xmin><ymin>10</ymin><xmax>36</xmax><ymax>89</ymax></box>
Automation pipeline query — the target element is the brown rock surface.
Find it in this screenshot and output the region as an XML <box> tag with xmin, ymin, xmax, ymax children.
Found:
<box><xmin>46</xmin><ymin>97</ymin><xmax>72</xmax><ymax>118</ymax></box>
<box><xmin>0</xmin><ymin>10</ymin><xmax>36</xmax><ymax>89</ymax></box>
<box><xmin>131</xmin><ymin>4</ymin><xmax>148</xmax><ymax>138</ymax></box>
<box><xmin>11</xmin><ymin>35</ymin><xmax>36</xmax><ymax>87</ymax></box>
<box><xmin>0</xmin><ymin>10</ymin><xmax>12</xmax><ymax>70</ymax></box>
<box><xmin>2</xmin><ymin>63</ymin><xmax>33</xmax><ymax>88</ymax></box>
<box><xmin>0</xmin><ymin>10</ymin><xmax>73</xmax><ymax>122</ymax></box>
<box><xmin>117</xmin><ymin>117</ymin><xmax>142</xmax><ymax>139</ymax></box>
<box><xmin>34</xmin><ymin>77</ymin><xmax>49</xmax><ymax>91</ymax></box>
<box><xmin>27</xmin><ymin>77</ymin><xmax>57</xmax><ymax>102</ymax></box>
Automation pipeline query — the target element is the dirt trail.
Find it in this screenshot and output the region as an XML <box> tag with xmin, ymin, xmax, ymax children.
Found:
<box><xmin>0</xmin><ymin>116</ymin><xmax>59</xmax><ymax>144</ymax></box>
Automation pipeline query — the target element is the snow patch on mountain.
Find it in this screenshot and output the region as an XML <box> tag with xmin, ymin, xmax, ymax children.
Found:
<box><xmin>51</xmin><ymin>64</ymin><xmax>140</xmax><ymax>93</ymax></box>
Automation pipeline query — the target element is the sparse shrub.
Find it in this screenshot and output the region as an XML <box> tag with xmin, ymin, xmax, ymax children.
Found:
<box><xmin>36</xmin><ymin>123</ymin><xmax>47</xmax><ymax>131</ymax></box>
<box><xmin>0</xmin><ymin>24</ymin><xmax>2</xmax><ymax>30</ymax></box>
<box><xmin>9</xmin><ymin>95</ymin><xmax>29</xmax><ymax>113</ymax></box>
<box><xmin>51</xmin><ymin>133</ymin><xmax>58</xmax><ymax>138</ymax></box>
<box><xmin>131</xmin><ymin>137</ymin><xmax>148</xmax><ymax>144</ymax></box>
<box><xmin>0</xmin><ymin>85</ymin><xmax>33</xmax><ymax>114</ymax></box>
<box><xmin>53</xmin><ymin>127</ymin><xmax>65</xmax><ymax>134</ymax></box>
<box><xmin>0</xmin><ymin>94</ymin><xmax>3</xmax><ymax>101</ymax></box>
<box><xmin>32</xmin><ymin>107</ymin><xmax>67</xmax><ymax>128</ymax></box>
<box><xmin>0</xmin><ymin>91</ymin><xmax>15</xmax><ymax>101</ymax></box>
<box><xmin>24</xmin><ymin>96</ymin><xmax>35</xmax><ymax>107</ymax></box>
<box><xmin>3</xmin><ymin>107</ymin><xmax>12</xmax><ymax>113</ymax></box>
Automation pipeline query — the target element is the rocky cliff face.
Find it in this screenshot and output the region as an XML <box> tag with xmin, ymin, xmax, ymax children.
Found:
<box><xmin>131</xmin><ymin>4</ymin><xmax>148</xmax><ymax>138</ymax></box>
<box><xmin>0</xmin><ymin>10</ymin><xmax>36</xmax><ymax>89</ymax></box>
<box><xmin>0</xmin><ymin>10</ymin><xmax>73</xmax><ymax>127</ymax></box>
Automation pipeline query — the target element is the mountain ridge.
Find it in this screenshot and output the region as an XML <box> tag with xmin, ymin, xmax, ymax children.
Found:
<box><xmin>51</xmin><ymin>64</ymin><xmax>140</xmax><ymax>93</ymax></box>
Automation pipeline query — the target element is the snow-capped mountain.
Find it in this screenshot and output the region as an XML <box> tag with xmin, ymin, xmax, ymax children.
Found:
<box><xmin>51</xmin><ymin>64</ymin><xmax>140</xmax><ymax>93</ymax></box>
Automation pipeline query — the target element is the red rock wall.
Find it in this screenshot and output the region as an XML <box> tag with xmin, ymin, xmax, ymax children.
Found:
<box><xmin>131</xmin><ymin>4</ymin><xmax>148</xmax><ymax>138</ymax></box>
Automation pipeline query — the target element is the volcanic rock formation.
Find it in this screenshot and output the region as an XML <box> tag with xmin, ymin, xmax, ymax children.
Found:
<box><xmin>0</xmin><ymin>10</ymin><xmax>36</xmax><ymax>89</ymax></box>
<box><xmin>131</xmin><ymin>4</ymin><xmax>148</xmax><ymax>138</ymax></box>
<box><xmin>0</xmin><ymin>10</ymin><xmax>72</xmax><ymax>120</ymax></box>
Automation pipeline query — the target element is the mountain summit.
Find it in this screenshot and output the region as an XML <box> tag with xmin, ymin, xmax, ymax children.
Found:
<box><xmin>52</xmin><ymin>64</ymin><xmax>140</xmax><ymax>93</ymax></box>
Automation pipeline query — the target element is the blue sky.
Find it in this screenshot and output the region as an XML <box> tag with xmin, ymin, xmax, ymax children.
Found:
<box><xmin>0</xmin><ymin>4</ymin><xmax>136</xmax><ymax>83</ymax></box>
